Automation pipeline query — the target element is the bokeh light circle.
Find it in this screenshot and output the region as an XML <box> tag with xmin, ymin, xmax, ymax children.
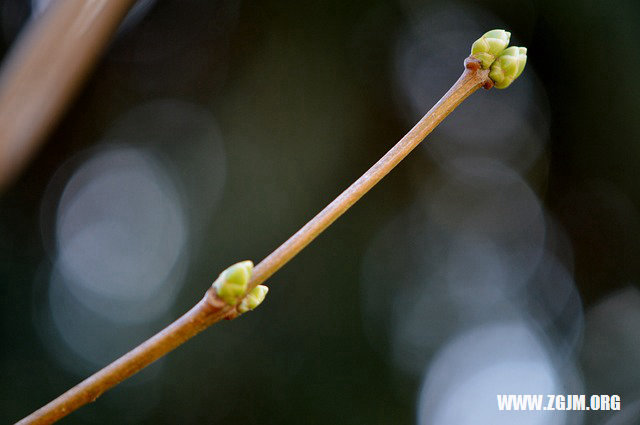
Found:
<box><xmin>418</xmin><ymin>322</ymin><xmax>571</xmax><ymax>425</ymax></box>
<box><xmin>54</xmin><ymin>145</ymin><xmax>187</xmax><ymax>323</ymax></box>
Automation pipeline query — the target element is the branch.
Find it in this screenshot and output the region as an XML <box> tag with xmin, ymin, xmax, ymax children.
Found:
<box><xmin>17</xmin><ymin>28</ymin><xmax>528</xmax><ymax>424</ymax></box>
<box><xmin>0</xmin><ymin>0</ymin><xmax>136</xmax><ymax>191</ymax></box>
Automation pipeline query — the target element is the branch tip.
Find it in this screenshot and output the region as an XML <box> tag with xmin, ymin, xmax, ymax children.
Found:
<box><xmin>470</xmin><ymin>29</ymin><xmax>528</xmax><ymax>89</ymax></box>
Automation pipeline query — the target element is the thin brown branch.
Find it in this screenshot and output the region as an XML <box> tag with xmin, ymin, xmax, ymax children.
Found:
<box><xmin>0</xmin><ymin>0</ymin><xmax>136</xmax><ymax>191</ymax></box>
<box><xmin>248</xmin><ymin>58</ymin><xmax>491</xmax><ymax>292</ymax></box>
<box><xmin>16</xmin><ymin>58</ymin><xmax>491</xmax><ymax>425</ymax></box>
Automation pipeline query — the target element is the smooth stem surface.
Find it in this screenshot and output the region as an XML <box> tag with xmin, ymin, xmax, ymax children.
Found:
<box><xmin>248</xmin><ymin>60</ymin><xmax>489</xmax><ymax>292</ymax></box>
<box><xmin>0</xmin><ymin>0</ymin><xmax>136</xmax><ymax>191</ymax></box>
<box><xmin>16</xmin><ymin>60</ymin><xmax>490</xmax><ymax>425</ymax></box>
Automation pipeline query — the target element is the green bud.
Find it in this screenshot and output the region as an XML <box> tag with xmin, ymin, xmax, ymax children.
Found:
<box><xmin>237</xmin><ymin>285</ymin><xmax>269</xmax><ymax>314</ymax></box>
<box><xmin>213</xmin><ymin>260</ymin><xmax>253</xmax><ymax>305</ymax></box>
<box><xmin>514</xmin><ymin>47</ymin><xmax>527</xmax><ymax>79</ymax></box>
<box><xmin>471</xmin><ymin>29</ymin><xmax>511</xmax><ymax>69</ymax></box>
<box><xmin>489</xmin><ymin>46</ymin><xmax>527</xmax><ymax>89</ymax></box>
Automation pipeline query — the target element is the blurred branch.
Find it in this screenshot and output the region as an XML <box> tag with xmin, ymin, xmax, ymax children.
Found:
<box><xmin>16</xmin><ymin>58</ymin><xmax>492</xmax><ymax>424</ymax></box>
<box><xmin>0</xmin><ymin>0</ymin><xmax>136</xmax><ymax>192</ymax></box>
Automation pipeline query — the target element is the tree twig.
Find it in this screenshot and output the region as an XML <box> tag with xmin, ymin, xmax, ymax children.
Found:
<box><xmin>16</xmin><ymin>57</ymin><xmax>492</xmax><ymax>425</ymax></box>
<box><xmin>0</xmin><ymin>0</ymin><xmax>136</xmax><ymax>191</ymax></box>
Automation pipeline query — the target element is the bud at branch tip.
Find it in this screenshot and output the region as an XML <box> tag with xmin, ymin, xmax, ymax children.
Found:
<box><xmin>470</xmin><ymin>29</ymin><xmax>527</xmax><ymax>89</ymax></box>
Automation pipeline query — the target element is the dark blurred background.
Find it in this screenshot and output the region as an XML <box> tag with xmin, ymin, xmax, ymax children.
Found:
<box><xmin>2</xmin><ymin>0</ymin><xmax>640</xmax><ymax>424</ymax></box>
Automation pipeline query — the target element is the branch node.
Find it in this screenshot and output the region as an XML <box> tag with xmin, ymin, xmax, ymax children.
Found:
<box><xmin>464</xmin><ymin>56</ymin><xmax>482</xmax><ymax>71</ymax></box>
